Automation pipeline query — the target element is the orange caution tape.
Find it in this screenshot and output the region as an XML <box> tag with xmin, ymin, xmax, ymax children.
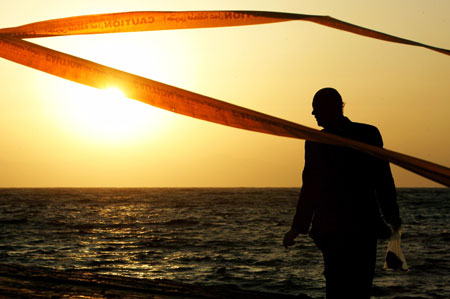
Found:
<box><xmin>0</xmin><ymin>11</ymin><xmax>449</xmax><ymax>186</ymax></box>
<box><xmin>1</xmin><ymin>11</ymin><xmax>449</xmax><ymax>56</ymax></box>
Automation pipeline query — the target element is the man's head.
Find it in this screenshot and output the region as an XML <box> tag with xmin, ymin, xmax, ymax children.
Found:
<box><xmin>312</xmin><ymin>88</ymin><xmax>344</xmax><ymax>128</ymax></box>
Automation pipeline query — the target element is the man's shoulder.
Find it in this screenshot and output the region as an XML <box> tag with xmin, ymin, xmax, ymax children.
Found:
<box><xmin>347</xmin><ymin>120</ymin><xmax>382</xmax><ymax>146</ymax></box>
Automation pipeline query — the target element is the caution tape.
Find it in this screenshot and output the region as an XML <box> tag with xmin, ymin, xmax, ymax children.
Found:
<box><xmin>0</xmin><ymin>10</ymin><xmax>449</xmax><ymax>186</ymax></box>
<box><xmin>1</xmin><ymin>11</ymin><xmax>448</xmax><ymax>56</ymax></box>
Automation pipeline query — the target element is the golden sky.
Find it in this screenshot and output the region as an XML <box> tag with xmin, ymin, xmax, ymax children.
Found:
<box><xmin>1</xmin><ymin>0</ymin><xmax>449</xmax><ymax>187</ymax></box>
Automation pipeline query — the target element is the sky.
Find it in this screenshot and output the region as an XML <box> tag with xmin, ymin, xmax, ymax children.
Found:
<box><xmin>0</xmin><ymin>0</ymin><xmax>449</xmax><ymax>187</ymax></box>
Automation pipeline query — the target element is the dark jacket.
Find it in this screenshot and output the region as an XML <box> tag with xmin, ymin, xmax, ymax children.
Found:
<box><xmin>292</xmin><ymin>117</ymin><xmax>400</xmax><ymax>239</ymax></box>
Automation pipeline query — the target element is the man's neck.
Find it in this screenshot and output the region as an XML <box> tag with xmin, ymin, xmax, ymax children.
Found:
<box><xmin>323</xmin><ymin>115</ymin><xmax>347</xmax><ymax>130</ymax></box>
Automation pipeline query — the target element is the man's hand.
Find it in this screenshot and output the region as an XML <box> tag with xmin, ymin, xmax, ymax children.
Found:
<box><xmin>388</xmin><ymin>216</ymin><xmax>402</xmax><ymax>233</ymax></box>
<box><xmin>283</xmin><ymin>228</ymin><xmax>300</xmax><ymax>249</ymax></box>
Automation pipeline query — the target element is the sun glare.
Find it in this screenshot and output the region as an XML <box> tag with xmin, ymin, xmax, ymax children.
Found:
<box><xmin>59</xmin><ymin>85</ymin><xmax>168</xmax><ymax>144</ymax></box>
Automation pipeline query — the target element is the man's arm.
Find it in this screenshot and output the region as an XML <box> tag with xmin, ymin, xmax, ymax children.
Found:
<box><xmin>284</xmin><ymin>141</ymin><xmax>317</xmax><ymax>248</ymax></box>
<box><xmin>371</xmin><ymin>128</ymin><xmax>402</xmax><ymax>230</ymax></box>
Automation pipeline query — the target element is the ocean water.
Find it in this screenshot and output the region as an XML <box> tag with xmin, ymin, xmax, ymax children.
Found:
<box><xmin>0</xmin><ymin>188</ymin><xmax>448</xmax><ymax>298</ymax></box>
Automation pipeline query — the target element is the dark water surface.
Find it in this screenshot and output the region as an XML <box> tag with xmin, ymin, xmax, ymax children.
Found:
<box><xmin>0</xmin><ymin>188</ymin><xmax>448</xmax><ymax>298</ymax></box>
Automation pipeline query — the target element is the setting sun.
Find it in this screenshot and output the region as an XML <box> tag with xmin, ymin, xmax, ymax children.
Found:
<box><xmin>59</xmin><ymin>84</ymin><xmax>168</xmax><ymax>144</ymax></box>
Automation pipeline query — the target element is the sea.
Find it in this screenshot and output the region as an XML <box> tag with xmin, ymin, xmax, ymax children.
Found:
<box><xmin>0</xmin><ymin>188</ymin><xmax>448</xmax><ymax>299</ymax></box>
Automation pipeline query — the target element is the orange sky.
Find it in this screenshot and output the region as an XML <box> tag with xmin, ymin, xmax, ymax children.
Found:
<box><xmin>1</xmin><ymin>0</ymin><xmax>449</xmax><ymax>187</ymax></box>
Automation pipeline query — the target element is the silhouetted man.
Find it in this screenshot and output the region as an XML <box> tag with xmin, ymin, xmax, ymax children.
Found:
<box><xmin>283</xmin><ymin>88</ymin><xmax>401</xmax><ymax>299</ymax></box>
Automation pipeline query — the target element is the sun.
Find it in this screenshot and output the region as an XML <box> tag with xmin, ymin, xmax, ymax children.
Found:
<box><xmin>58</xmin><ymin>84</ymin><xmax>169</xmax><ymax>144</ymax></box>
